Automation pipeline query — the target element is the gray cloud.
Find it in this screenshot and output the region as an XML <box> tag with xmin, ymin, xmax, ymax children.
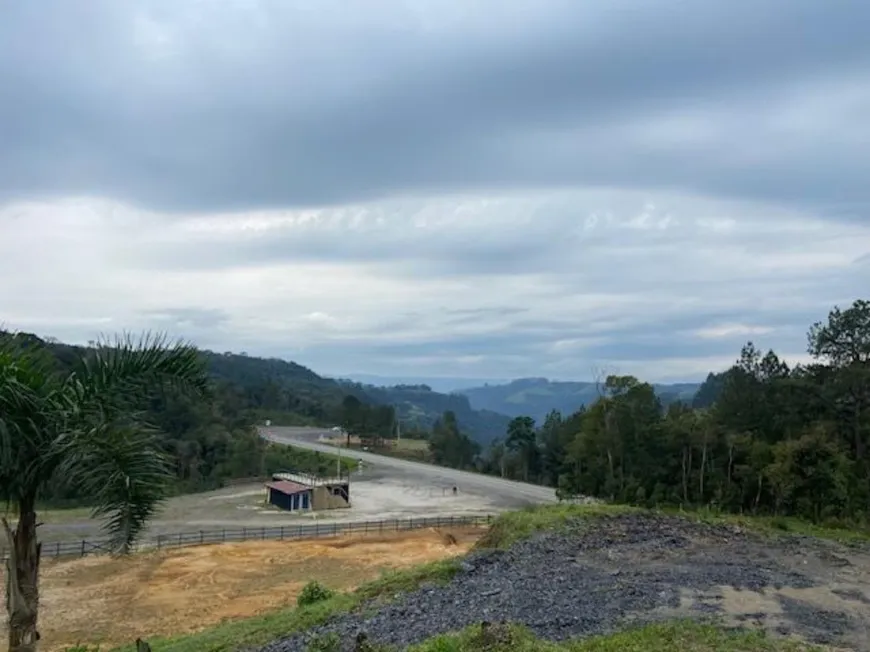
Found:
<box><xmin>139</xmin><ymin>307</ymin><xmax>230</xmax><ymax>330</ymax></box>
<box><xmin>1</xmin><ymin>0</ymin><xmax>869</xmax><ymax>214</ymax></box>
<box><xmin>2</xmin><ymin>2</ymin><xmax>869</xmax><ymax>383</ymax></box>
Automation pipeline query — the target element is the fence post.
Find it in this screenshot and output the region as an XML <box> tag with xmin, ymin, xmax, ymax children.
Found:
<box><xmin>222</xmin><ymin>529</ymin><xmax>226</xmax><ymax>542</ymax></box>
<box><xmin>177</xmin><ymin>533</ymin><xmax>182</xmax><ymax>547</ymax></box>
<box><xmin>243</xmin><ymin>527</ymin><xmax>247</xmax><ymax>541</ymax></box>
<box><xmin>81</xmin><ymin>540</ymin><xmax>86</xmax><ymax>557</ymax></box>
<box><xmin>200</xmin><ymin>531</ymin><xmax>204</xmax><ymax>545</ymax></box>
<box><xmin>261</xmin><ymin>527</ymin><xmax>265</xmax><ymax>540</ymax></box>
<box><xmin>280</xmin><ymin>526</ymin><xmax>285</xmax><ymax>540</ymax></box>
<box><xmin>55</xmin><ymin>542</ymin><xmax>60</xmax><ymax>557</ymax></box>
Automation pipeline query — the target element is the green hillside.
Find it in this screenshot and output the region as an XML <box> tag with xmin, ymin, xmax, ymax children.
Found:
<box><xmin>460</xmin><ymin>377</ymin><xmax>700</xmax><ymax>422</ymax></box>
<box><xmin>1</xmin><ymin>331</ymin><xmax>508</xmax><ymax>445</ymax></box>
<box><xmin>338</xmin><ymin>381</ymin><xmax>510</xmax><ymax>443</ymax></box>
<box><xmin>0</xmin><ymin>331</ymin><xmax>360</xmax><ymax>505</ymax></box>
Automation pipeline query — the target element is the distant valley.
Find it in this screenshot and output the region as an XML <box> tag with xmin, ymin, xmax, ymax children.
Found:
<box><xmin>341</xmin><ymin>374</ymin><xmax>701</xmax><ymax>425</ymax></box>
<box><xmin>9</xmin><ymin>333</ymin><xmax>702</xmax><ymax>446</ymax></box>
<box><xmin>336</xmin><ymin>373</ymin><xmax>511</xmax><ymax>394</ymax></box>
<box><xmin>458</xmin><ymin>378</ymin><xmax>700</xmax><ymax>423</ymax></box>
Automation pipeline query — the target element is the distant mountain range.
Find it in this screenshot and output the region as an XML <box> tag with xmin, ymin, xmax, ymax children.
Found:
<box><xmin>457</xmin><ymin>377</ymin><xmax>701</xmax><ymax>423</ymax></box>
<box><xmin>340</xmin><ymin>373</ymin><xmax>702</xmax><ymax>427</ymax></box>
<box><xmin>6</xmin><ymin>332</ymin><xmax>702</xmax><ymax>446</ymax></box>
<box><xmin>336</xmin><ymin>373</ymin><xmax>510</xmax><ymax>394</ymax></box>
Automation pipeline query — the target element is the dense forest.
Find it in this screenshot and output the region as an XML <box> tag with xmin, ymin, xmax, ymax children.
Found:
<box><xmin>337</xmin><ymin>379</ymin><xmax>510</xmax><ymax>441</ymax></box>
<box><xmin>433</xmin><ymin>299</ymin><xmax>869</xmax><ymax>526</ymax></box>
<box><xmin>0</xmin><ymin>334</ymin><xmax>357</xmax><ymax>506</ymax></box>
<box><xmin>459</xmin><ymin>377</ymin><xmax>700</xmax><ymax>422</ymax></box>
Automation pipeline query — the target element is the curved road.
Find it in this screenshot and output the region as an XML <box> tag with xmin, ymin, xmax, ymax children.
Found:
<box><xmin>261</xmin><ymin>426</ymin><xmax>559</xmax><ymax>507</ymax></box>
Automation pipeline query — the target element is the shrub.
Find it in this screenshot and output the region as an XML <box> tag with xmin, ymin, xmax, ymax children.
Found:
<box><xmin>298</xmin><ymin>580</ymin><xmax>335</xmax><ymax>607</ymax></box>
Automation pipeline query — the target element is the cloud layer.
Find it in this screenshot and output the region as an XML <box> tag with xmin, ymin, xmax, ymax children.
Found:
<box><xmin>1</xmin><ymin>1</ymin><xmax>868</xmax><ymax>382</ymax></box>
<box><xmin>2</xmin><ymin>193</ymin><xmax>866</xmax><ymax>381</ymax></box>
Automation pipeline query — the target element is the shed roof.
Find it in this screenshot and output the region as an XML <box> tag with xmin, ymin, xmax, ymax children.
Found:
<box><xmin>265</xmin><ymin>480</ymin><xmax>311</xmax><ymax>495</ymax></box>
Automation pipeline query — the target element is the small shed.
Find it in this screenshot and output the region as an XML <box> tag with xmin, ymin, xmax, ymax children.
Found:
<box><xmin>265</xmin><ymin>480</ymin><xmax>312</xmax><ymax>512</ymax></box>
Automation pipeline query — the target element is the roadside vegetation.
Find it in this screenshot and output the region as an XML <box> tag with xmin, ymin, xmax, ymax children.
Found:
<box><xmin>409</xmin><ymin>621</ymin><xmax>820</xmax><ymax>652</ymax></box>
<box><xmin>476</xmin><ymin>502</ymin><xmax>870</xmax><ymax>552</ymax></box>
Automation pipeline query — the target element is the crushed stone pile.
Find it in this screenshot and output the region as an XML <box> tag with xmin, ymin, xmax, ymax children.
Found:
<box><xmin>257</xmin><ymin>513</ymin><xmax>870</xmax><ymax>651</ymax></box>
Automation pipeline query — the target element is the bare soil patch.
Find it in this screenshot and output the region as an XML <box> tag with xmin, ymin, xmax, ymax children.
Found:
<box><xmin>0</xmin><ymin>527</ymin><xmax>484</xmax><ymax>651</ymax></box>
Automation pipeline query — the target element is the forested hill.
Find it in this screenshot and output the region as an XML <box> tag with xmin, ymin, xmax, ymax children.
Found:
<box><xmin>205</xmin><ymin>353</ymin><xmax>510</xmax><ymax>442</ymax></box>
<box><xmin>0</xmin><ymin>331</ymin><xmax>365</xmax><ymax>503</ymax></box>
<box><xmin>459</xmin><ymin>378</ymin><xmax>701</xmax><ymax>422</ymax></box>
<box><xmin>1</xmin><ymin>332</ymin><xmax>510</xmax><ymax>442</ymax></box>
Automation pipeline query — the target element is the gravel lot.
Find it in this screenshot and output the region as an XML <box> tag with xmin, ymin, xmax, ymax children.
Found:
<box><xmin>261</xmin><ymin>513</ymin><xmax>870</xmax><ymax>651</ymax></box>
<box><xmin>33</xmin><ymin>474</ymin><xmax>505</xmax><ymax>544</ymax></box>
<box><xmin>32</xmin><ymin>430</ymin><xmax>552</xmax><ymax>544</ymax></box>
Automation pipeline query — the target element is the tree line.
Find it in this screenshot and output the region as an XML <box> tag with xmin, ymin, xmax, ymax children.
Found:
<box><xmin>426</xmin><ymin>300</ymin><xmax>870</xmax><ymax>526</ymax></box>
<box><xmin>0</xmin><ymin>332</ymin><xmax>352</xmax><ymax>508</ymax></box>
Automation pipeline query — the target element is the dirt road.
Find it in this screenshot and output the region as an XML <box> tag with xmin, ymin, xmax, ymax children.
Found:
<box><xmin>262</xmin><ymin>426</ymin><xmax>562</xmax><ymax>507</ymax></box>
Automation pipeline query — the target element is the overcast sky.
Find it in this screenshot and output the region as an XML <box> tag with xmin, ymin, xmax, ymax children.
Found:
<box><xmin>1</xmin><ymin>0</ymin><xmax>868</xmax><ymax>383</ymax></box>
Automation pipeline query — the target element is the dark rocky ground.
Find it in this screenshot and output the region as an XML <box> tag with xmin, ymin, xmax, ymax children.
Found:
<box><xmin>258</xmin><ymin>513</ymin><xmax>870</xmax><ymax>651</ymax></box>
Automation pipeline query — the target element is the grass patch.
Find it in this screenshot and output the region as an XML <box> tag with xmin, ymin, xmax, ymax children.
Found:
<box><xmin>474</xmin><ymin>503</ymin><xmax>640</xmax><ymax>550</ymax></box>
<box><xmin>475</xmin><ymin>502</ymin><xmax>870</xmax><ymax>551</ymax></box>
<box><xmin>108</xmin><ymin>558</ymin><xmax>462</xmax><ymax>652</ymax></box>
<box><xmin>355</xmin><ymin>558</ymin><xmax>461</xmax><ymax>601</ymax></box>
<box><xmin>410</xmin><ymin>621</ymin><xmax>820</xmax><ymax>652</ymax></box>
<box><xmin>3</xmin><ymin>505</ymin><xmax>95</xmax><ymax>528</ymax></box>
<box><xmin>665</xmin><ymin>506</ymin><xmax>870</xmax><ymax>545</ymax></box>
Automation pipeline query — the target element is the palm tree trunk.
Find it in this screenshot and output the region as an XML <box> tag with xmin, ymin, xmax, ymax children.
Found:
<box><xmin>4</xmin><ymin>495</ymin><xmax>41</xmax><ymax>651</ymax></box>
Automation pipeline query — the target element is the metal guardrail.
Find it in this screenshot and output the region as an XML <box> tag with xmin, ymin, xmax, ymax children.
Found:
<box><xmin>0</xmin><ymin>514</ymin><xmax>495</xmax><ymax>561</ymax></box>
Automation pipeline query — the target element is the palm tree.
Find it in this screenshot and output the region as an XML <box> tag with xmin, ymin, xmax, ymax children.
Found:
<box><xmin>0</xmin><ymin>332</ymin><xmax>209</xmax><ymax>651</ymax></box>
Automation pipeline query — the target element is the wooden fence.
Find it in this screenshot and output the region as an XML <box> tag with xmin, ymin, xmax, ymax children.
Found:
<box><xmin>1</xmin><ymin>514</ymin><xmax>494</xmax><ymax>561</ymax></box>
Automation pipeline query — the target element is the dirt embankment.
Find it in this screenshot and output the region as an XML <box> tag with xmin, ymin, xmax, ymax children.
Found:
<box><xmin>267</xmin><ymin>514</ymin><xmax>870</xmax><ymax>651</ymax></box>
<box><xmin>1</xmin><ymin>527</ymin><xmax>484</xmax><ymax>652</ymax></box>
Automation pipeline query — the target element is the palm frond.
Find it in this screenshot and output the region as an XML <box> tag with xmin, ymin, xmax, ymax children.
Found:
<box><xmin>59</xmin><ymin>423</ymin><xmax>172</xmax><ymax>552</ymax></box>
<box><xmin>74</xmin><ymin>331</ymin><xmax>210</xmax><ymax>402</ymax></box>
<box><xmin>50</xmin><ymin>331</ymin><xmax>210</xmax><ymax>551</ymax></box>
<box><xmin>0</xmin><ymin>340</ymin><xmax>62</xmax><ymax>500</ymax></box>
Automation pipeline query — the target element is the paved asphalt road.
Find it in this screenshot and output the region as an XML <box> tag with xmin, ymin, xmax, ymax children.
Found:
<box><xmin>261</xmin><ymin>426</ymin><xmax>559</xmax><ymax>506</ymax></box>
